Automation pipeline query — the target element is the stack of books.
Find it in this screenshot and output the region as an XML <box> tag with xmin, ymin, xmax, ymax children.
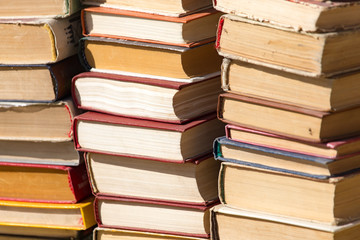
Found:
<box><xmin>0</xmin><ymin>0</ymin><xmax>96</xmax><ymax>239</ymax></box>
<box><xmin>72</xmin><ymin>0</ymin><xmax>225</xmax><ymax>239</ymax></box>
<box><xmin>211</xmin><ymin>0</ymin><xmax>360</xmax><ymax>239</ymax></box>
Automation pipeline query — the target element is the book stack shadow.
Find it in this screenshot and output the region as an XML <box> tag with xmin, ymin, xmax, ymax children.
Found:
<box><xmin>211</xmin><ymin>0</ymin><xmax>360</xmax><ymax>239</ymax></box>
<box><xmin>0</xmin><ymin>1</ymin><xmax>97</xmax><ymax>239</ymax></box>
<box><xmin>72</xmin><ymin>1</ymin><xmax>225</xmax><ymax>239</ymax></box>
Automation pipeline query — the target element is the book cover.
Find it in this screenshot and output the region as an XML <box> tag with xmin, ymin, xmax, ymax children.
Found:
<box><xmin>79</xmin><ymin>36</ymin><xmax>221</xmax><ymax>80</ymax></box>
<box><xmin>0</xmin><ymin>14</ymin><xmax>81</xmax><ymax>65</ymax></box>
<box><xmin>0</xmin><ymin>161</ymin><xmax>91</xmax><ymax>203</ymax></box>
<box><xmin>218</xmin><ymin>93</ymin><xmax>360</xmax><ymax>142</ymax></box>
<box><xmin>214</xmin><ymin>136</ymin><xmax>360</xmax><ymax>179</ymax></box>
<box><xmin>213</xmin><ymin>0</ymin><xmax>360</xmax><ymax>32</ymax></box>
<box><xmin>0</xmin><ymin>0</ymin><xmax>81</xmax><ymax>19</ymax></box>
<box><xmin>0</xmin><ymin>197</ymin><xmax>96</xmax><ymax>230</ymax></box>
<box><xmin>81</xmin><ymin>7</ymin><xmax>220</xmax><ymax>47</ymax></box>
<box><xmin>225</xmin><ymin>125</ymin><xmax>360</xmax><ymax>159</ymax></box>
<box><xmin>85</xmin><ymin>152</ymin><xmax>220</xmax><ymax>205</ymax></box>
<box><xmin>72</xmin><ymin>71</ymin><xmax>221</xmax><ymax>123</ymax></box>
<box><xmin>73</xmin><ymin>111</ymin><xmax>224</xmax><ymax>162</ymax></box>
<box><xmin>94</xmin><ymin>195</ymin><xmax>217</xmax><ymax>238</ymax></box>
<box><xmin>0</xmin><ymin>55</ymin><xmax>84</xmax><ymax>102</ymax></box>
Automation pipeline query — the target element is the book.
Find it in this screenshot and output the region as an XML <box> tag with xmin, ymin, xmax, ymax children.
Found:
<box><xmin>74</xmin><ymin>111</ymin><xmax>224</xmax><ymax>162</ymax></box>
<box><xmin>0</xmin><ymin>0</ymin><xmax>81</xmax><ymax>19</ymax></box>
<box><xmin>0</xmin><ymin>55</ymin><xmax>84</xmax><ymax>102</ymax></box>
<box><xmin>82</xmin><ymin>7</ymin><xmax>221</xmax><ymax>47</ymax></box>
<box><xmin>218</xmin><ymin>161</ymin><xmax>360</xmax><ymax>225</ymax></box>
<box><xmin>0</xmin><ymin>14</ymin><xmax>81</xmax><ymax>65</ymax></box>
<box><xmin>221</xmin><ymin>58</ymin><xmax>360</xmax><ymax>112</ymax></box>
<box><xmin>226</xmin><ymin>125</ymin><xmax>360</xmax><ymax>159</ymax></box>
<box><xmin>94</xmin><ymin>227</ymin><xmax>208</xmax><ymax>240</ymax></box>
<box><xmin>214</xmin><ymin>136</ymin><xmax>360</xmax><ymax>179</ymax></box>
<box><xmin>211</xmin><ymin>205</ymin><xmax>360</xmax><ymax>240</ymax></box>
<box><xmin>0</xmin><ymin>140</ymin><xmax>80</xmax><ymax>166</ymax></box>
<box><xmin>80</xmin><ymin>0</ymin><xmax>213</xmax><ymax>17</ymax></box>
<box><xmin>86</xmin><ymin>152</ymin><xmax>220</xmax><ymax>205</ymax></box>
<box><xmin>0</xmin><ymin>98</ymin><xmax>79</xmax><ymax>142</ymax></box>
<box><xmin>0</xmin><ymin>225</ymin><xmax>94</xmax><ymax>239</ymax></box>
<box><xmin>213</xmin><ymin>0</ymin><xmax>360</xmax><ymax>32</ymax></box>
<box><xmin>95</xmin><ymin>196</ymin><xmax>216</xmax><ymax>238</ymax></box>
<box><xmin>72</xmin><ymin>71</ymin><xmax>221</xmax><ymax>123</ymax></box>
<box><xmin>79</xmin><ymin>37</ymin><xmax>221</xmax><ymax>80</ymax></box>
<box><xmin>218</xmin><ymin>93</ymin><xmax>360</xmax><ymax>142</ymax></box>
<box><xmin>216</xmin><ymin>14</ymin><xmax>360</xmax><ymax>77</ymax></box>
<box><xmin>0</xmin><ymin>162</ymin><xmax>90</xmax><ymax>203</ymax></box>
<box><xmin>0</xmin><ymin>197</ymin><xmax>96</xmax><ymax>230</ymax></box>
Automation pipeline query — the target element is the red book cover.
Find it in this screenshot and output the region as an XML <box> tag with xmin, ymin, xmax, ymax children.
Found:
<box><xmin>72</xmin><ymin>71</ymin><xmax>220</xmax><ymax>124</ymax></box>
<box><xmin>94</xmin><ymin>195</ymin><xmax>218</xmax><ymax>238</ymax></box>
<box><xmin>81</xmin><ymin>7</ymin><xmax>219</xmax><ymax>47</ymax></box>
<box><xmin>0</xmin><ymin>162</ymin><xmax>91</xmax><ymax>203</ymax></box>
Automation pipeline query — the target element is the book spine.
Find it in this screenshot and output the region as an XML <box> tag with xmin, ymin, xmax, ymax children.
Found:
<box><xmin>67</xmin><ymin>162</ymin><xmax>92</xmax><ymax>203</ymax></box>
<box><xmin>215</xmin><ymin>15</ymin><xmax>225</xmax><ymax>49</ymax></box>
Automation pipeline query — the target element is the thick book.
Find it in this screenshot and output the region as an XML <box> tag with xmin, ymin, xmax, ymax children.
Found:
<box><xmin>214</xmin><ymin>136</ymin><xmax>360</xmax><ymax>179</ymax></box>
<box><xmin>216</xmin><ymin>14</ymin><xmax>360</xmax><ymax>77</ymax></box>
<box><xmin>94</xmin><ymin>227</ymin><xmax>207</xmax><ymax>240</ymax></box>
<box><xmin>218</xmin><ymin>93</ymin><xmax>360</xmax><ymax>142</ymax></box>
<box><xmin>82</xmin><ymin>7</ymin><xmax>221</xmax><ymax>47</ymax></box>
<box><xmin>0</xmin><ymin>197</ymin><xmax>96</xmax><ymax>230</ymax></box>
<box><xmin>80</xmin><ymin>0</ymin><xmax>213</xmax><ymax>17</ymax></box>
<box><xmin>0</xmin><ymin>98</ymin><xmax>79</xmax><ymax>142</ymax></box>
<box><xmin>226</xmin><ymin>125</ymin><xmax>360</xmax><ymax>159</ymax></box>
<box><xmin>72</xmin><ymin>71</ymin><xmax>221</xmax><ymax>123</ymax></box>
<box><xmin>0</xmin><ymin>55</ymin><xmax>84</xmax><ymax>102</ymax></box>
<box><xmin>0</xmin><ymin>162</ymin><xmax>90</xmax><ymax>203</ymax></box>
<box><xmin>0</xmin><ymin>14</ymin><xmax>81</xmax><ymax>65</ymax></box>
<box><xmin>0</xmin><ymin>140</ymin><xmax>80</xmax><ymax>166</ymax></box>
<box><xmin>211</xmin><ymin>205</ymin><xmax>360</xmax><ymax>240</ymax></box>
<box><xmin>213</xmin><ymin>0</ymin><xmax>360</xmax><ymax>32</ymax></box>
<box><xmin>221</xmin><ymin>58</ymin><xmax>360</xmax><ymax>112</ymax></box>
<box><xmin>95</xmin><ymin>196</ymin><xmax>216</xmax><ymax>238</ymax></box>
<box><xmin>218</xmin><ymin>161</ymin><xmax>360</xmax><ymax>225</ymax></box>
<box><xmin>0</xmin><ymin>0</ymin><xmax>81</xmax><ymax>19</ymax></box>
<box><xmin>79</xmin><ymin>36</ymin><xmax>221</xmax><ymax>80</ymax></box>
<box><xmin>74</xmin><ymin>111</ymin><xmax>224</xmax><ymax>162</ymax></box>
<box><xmin>85</xmin><ymin>152</ymin><xmax>220</xmax><ymax>205</ymax></box>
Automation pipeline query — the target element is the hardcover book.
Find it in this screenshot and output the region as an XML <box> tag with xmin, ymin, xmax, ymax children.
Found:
<box><xmin>0</xmin><ymin>140</ymin><xmax>80</xmax><ymax>166</ymax></box>
<box><xmin>0</xmin><ymin>162</ymin><xmax>90</xmax><ymax>203</ymax></box>
<box><xmin>0</xmin><ymin>0</ymin><xmax>81</xmax><ymax>19</ymax></box>
<box><xmin>82</xmin><ymin>7</ymin><xmax>221</xmax><ymax>47</ymax></box>
<box><xmin>80</xmin><ymin>0</ymin><xmax>213</xmax><ymax>17</ymax></box>
<box><xmin>72</xmin><ymin>71</ymin><xmax>221</xmax><ymax>123</ymax></box>
<box><xmin>226</xmin><ymin>125</ymin><xmax>360</xmax><ymax>159</ymax></box>
<box><xmin>216</xmin><ymin>14</ymin><xmax>360</xmax><ymax>77</ymax></box>
<box><xmin>85</xmin><ymin>152</ymin><xmax>220</xmax><ymax>205</ymax></box>
<box><xmin>74</xmin><ymin>111</ymin><xmax>224</xmax><ymax>162</ymax></box>
<box><xmin>79</xmin><ymin>37</ymin><xmax>221</xmax><ymax>80</ymax></box>
<box><xmin>221</xmin><ymin>58</ymin><xmax>360</xmax><ymax>112</ymax></box>
<box><xmin>214</xmin><ymin>136</ymin><xmax>360</xmax><ymax>179</ymax></box>
<box><xmin>0</xmin><ymin>55</ymin><xmax>84</xmax><ymax>102</ymax></box>
<box><xmin>0</xmin><ymin>98</ymin><xmax>79</xmax><ymax>142</ymax></box>
<box><xmin>218</xmin><ymin>161</ymin><xmax>360</xmax><ymax>225</ymax></box>
<box><xmin>213</xmin><ymin>0</ymin><xmax>360</xmax><ymax>32</ymax></box>
<box><xmin>211</xmin><ymin>205</ymin><xmax>360</xmax><ymax>240</ymax></box>
<box><xmin>218</xmin><ymin>93</ymin><xmax>360</xmax><ymax>142</ymax></box>
<box><xmin>0</xmin><ymin>197</ymin><xmax>96</xmax><ymax>230</ymax></box>
<box><xmin>0</xmin><ymin>14</ymin><xmax>81</xmax><ymax>65</ymax></box>
<box><xmin>95</xmin><ymin>196</ymin><xmax>216</xmax><ymax>238</ymax></box>
<box><xmin>94</xmin><ymin>227</ymin><xmax>207</xmax><ymax>240</ymax></box>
